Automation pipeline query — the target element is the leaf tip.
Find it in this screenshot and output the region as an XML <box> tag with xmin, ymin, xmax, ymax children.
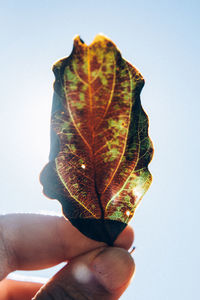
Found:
<box><xmin>73</xmin><ymin>33</ymin><xmax>116</xmax><ymax>48</ymax></box>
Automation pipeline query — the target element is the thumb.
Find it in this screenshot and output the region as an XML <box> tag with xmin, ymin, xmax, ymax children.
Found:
<box><xmin>33</xmin><ymin>246</ymin><xmax>135</xmax><ymax>300</ymax></box>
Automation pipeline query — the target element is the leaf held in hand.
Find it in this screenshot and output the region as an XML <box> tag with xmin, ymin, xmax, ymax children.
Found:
<box><xmin>40</xmin><ymin>34</ymin><xmax>154</xmax><ymax>245</ymax></box>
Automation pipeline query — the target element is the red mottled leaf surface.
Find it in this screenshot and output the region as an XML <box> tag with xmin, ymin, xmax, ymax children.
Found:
<box><xmin>40</xmin><ymin>35</ymin><xmax>153</xmax><ymax>244</ymax></box>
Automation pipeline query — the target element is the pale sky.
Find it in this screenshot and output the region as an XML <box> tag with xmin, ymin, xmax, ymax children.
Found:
<box><xmin>0</xmin><ymin>1</ymin><xmax>200</xmax><ymax>299</ymax></box>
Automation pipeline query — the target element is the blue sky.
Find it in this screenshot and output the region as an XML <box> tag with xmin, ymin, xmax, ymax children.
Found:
<box><xmin>0</xmin><ymin>1</ymin><xmax>200</xmax><ymax>299</ymax></box>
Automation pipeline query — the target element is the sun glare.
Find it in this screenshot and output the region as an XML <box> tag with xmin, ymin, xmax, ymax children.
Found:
<box><xmin>72</xmin><ymin>263</ymin><xmax>92</xmax><ymax>284</ymax></box>
<box><xmin>24</xmin><ymin>101</ymin><xmax>51</xmax><ymax>164</ymax></box>
<box><xmin>132</xmin><ymin>186</ymin><xmax>143</xmax><ymax>199</ymax></box>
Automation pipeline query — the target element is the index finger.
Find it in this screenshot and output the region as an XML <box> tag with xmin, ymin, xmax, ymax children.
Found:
<box><xmin>1</xmin><ymin>214</ymin><xmax>134</xmax><ymax>274</ymax></box>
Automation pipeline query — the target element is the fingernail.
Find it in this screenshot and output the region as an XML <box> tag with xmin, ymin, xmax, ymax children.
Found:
<box><xmin>91</xmin><ymin>247</ymin><xmax>135</xmax><ymax>291</ymax></box>
<box><xmin>129</xmin><ymin>246</ymin><xmax>136</xmax><ymax>254</ymax></box>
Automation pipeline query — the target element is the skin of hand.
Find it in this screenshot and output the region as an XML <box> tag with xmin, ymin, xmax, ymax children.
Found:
<box><xmin>0</xmin><ymin>214</ymin><xmax>135</xmax><ymax>300</ymax></box>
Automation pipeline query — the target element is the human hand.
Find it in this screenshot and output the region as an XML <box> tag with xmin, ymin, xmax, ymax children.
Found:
<box><xmin>0</xmin><ymin>214</ymin><xmax>135</xmax><ymax>299</ymax></box>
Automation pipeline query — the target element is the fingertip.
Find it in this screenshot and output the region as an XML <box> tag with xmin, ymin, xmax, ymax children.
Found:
<box><xmin>114</xmin><ymin>225</ymin><xmax>134</xmax><ymax>250</ymax></box>
<box><xmin>92</xmin><ymin>247</ymin><xmax>135</xmax><ymax>292</ymax></box>
<box><xmin>33</xmin><ymin>246</ymin><xmax>135</xmax><ymax>300</ymax></box>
